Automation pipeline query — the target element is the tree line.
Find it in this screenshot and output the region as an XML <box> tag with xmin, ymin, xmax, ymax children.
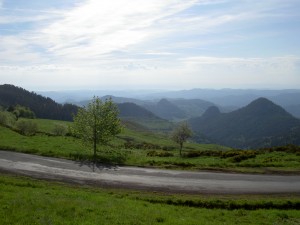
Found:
<box><xmin>0</xmin><ymin>84</ymin><xmax>78</xmax><ymax>121</ymax></box>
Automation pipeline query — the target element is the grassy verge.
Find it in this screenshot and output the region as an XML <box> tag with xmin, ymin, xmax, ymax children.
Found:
<box><xmin>0</xmin><ymin>119</ymin><xmax>300</xmax><ymax>173</ymax></box>
<box><xmin>0</xmin><ymin>173</ymin><xmax>300</xmax><ymax>225</ymax></box>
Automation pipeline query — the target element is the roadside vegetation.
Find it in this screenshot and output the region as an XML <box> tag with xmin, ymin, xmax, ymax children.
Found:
<box><xmin>0</xmin><ymin>115</ymin><xmax>299</xmax><ymax>173</ymax></box>
<box><xmin>0</xmin><ymin>173</ymin><xmax>299</xmax><ymax>225</ymax></box>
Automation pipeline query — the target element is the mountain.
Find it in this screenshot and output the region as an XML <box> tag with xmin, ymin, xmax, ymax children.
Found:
<box><xmin>143</xmin><ymin>88</ymin><xmax>300</xmax><ymax>117</ymax></box>
<box><xmin>143</xmin><ymin>98</ymin><xmax>186</xmax><ymax>121</ymax></box>
<box><xmin>0</xmin><ymin>84</ymin><xmax>78</xmax><ymax>121</ymax></box>
<box><xmin>77</xmin><ymin>96</ymin><xmax>216</xmax><ymax>120</ymax></box>
<box><xmin>117</xmin><ymin>102</ymin><xmax>174</xmax><ymax>132</ymax></box>
<box><xmin>167</xmin><ymin>98</ymin><xmax>215</xmax><ymax>118</ymax></box>
<box><xmin>189</xmin><ymin>98</ymin><xmax>300</xmax><ymax>148</ymax></box>
<box><xmin>117</xmin><ymin>102</ymin><xmax>160</xmax><ymax>119</ymax></box>
<box><xmin>76</xmin><ymin>95</ymin><xmax>148</xmax><ymax>107</ymax></box>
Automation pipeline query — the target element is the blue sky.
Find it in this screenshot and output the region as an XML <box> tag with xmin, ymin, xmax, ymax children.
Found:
<box><xmin>0</xmin><ymin>0</ymin><xmax>299</xmax><ymax>91</ymax></box>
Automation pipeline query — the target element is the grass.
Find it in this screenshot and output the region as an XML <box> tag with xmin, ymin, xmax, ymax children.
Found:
<box><xmin>0</xmin><ymin>173</ymin><xmax>300</xmax><ymax>225</ymax></box>
<box><xmin>0</xmin><ymin>118</ymin><xmax>300</xmax><ymax>173</ymax></box>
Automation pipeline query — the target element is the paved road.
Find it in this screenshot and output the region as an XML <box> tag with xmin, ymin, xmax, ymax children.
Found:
<box><xmin>0</xmin><ymin>150</ymin><xmax>299</xmax><ymax>194</ymax></box>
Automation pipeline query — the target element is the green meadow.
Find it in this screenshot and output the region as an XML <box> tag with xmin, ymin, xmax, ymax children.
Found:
<box><xmin>0</xmin><ymin>118</ymin><xmax>300</xmax><ymax>173</ymax></box>
<box><xmin>0</xmin><ymin>173</ymin><xmax>299</xmax><ymax>225</ymax></box>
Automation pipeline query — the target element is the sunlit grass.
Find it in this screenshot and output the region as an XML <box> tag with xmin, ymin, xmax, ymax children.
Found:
<box><xmin>0</xmin><ymin>118</ymin><xmax>300</xmax><ymax>173</ymax></box>
<box><xmin>0</xmin><ymin>173</ymin><xmax>299</xmax><ymax>225</ymax></box>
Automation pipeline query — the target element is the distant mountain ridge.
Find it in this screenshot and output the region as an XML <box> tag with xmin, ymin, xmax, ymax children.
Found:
<box><xmin>48</xmin><ymin>88</ymin><xmax>300</xmax><ymax>118</ymax></box>
<box><xmin>189</xmin><ymin>98</ymin><xmax>300</xmax><ymax>148</ymax></box>
<box><xmin>0</xmin><ymin>84</ymin><xmax>78</xmax><ymax>121</ymax></box>
<box><xmin>143</xmin><ymin>99</ymin><xmax>186</xmax><ymax>121</ymax></box>
<box><xmin>117</xmin><ymin>102</ymin><xmax>160</xmax><ymax>119</ymax></box>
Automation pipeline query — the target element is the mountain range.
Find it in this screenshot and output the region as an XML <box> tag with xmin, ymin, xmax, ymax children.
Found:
<box><xmin>2</xmin><ymin>84</ymin><xmax>300</xmax><ymax>148</ymax></box>
<box><xmin>40</xmin><ymin>88</ymin><xmax>300</xmax><ymax>119</ymax></box>
<box><xmin>189</xmin><ymin>98</ymin><xmax>300</xmax><ymax>148</ymax></box>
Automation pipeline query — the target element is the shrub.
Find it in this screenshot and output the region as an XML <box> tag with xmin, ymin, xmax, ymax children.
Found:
<box><xmin>147</xmin><ymin>150</ymin><xmax>174</xmax><ymax>157</ymax></box>
<box><xmin>183</xmin><ymin>150</ymin><xmax>223</xmax><ymax>158</ymax></box>
<box><xmin>0</xmin><ymin>111</ymin><xmax>16</xmax><ymax>127</ymax></box>
<box><xmin>52</xmin><ymin>123</ymin><xmax>67</xmax><ymax>136</ymax></box>
<box><xmin>0</xmin><ymin>111</ymin><xmax>8</xmax><ymax>126</ymax></box>
<box><xmin>261</xmin><ymin>144</ymin><xmax>300</xmax><ymax>154</ymax></box>
<box><xmin>230</xmin><ymin>153</ymin><xmax>257</xmax><ymax>163</ymax></box>
<box><xmin>16</xmin><ymin>120</ymin><xmax>38</xmax><ymax>136</ymax></box>
<box><xmin>124</xmin><ymin>141</ymin><xmax>168</xmax><ymax>150</ymax></box>
<box><xmin>221</xmin><ymin>150</ymin><xmax>258</xmax><ymax>163</ymax></box>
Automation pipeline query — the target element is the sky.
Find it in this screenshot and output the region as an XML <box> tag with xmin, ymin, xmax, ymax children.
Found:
<box><xmin>0</xmin><ymin>0</ymin><xmax>300</xmax><ymax>91</ymax></box>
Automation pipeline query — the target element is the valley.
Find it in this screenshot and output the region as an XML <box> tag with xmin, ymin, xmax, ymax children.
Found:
<box><xmin>1</xmin><ymin>84</ymin><xmax>300</xmax><ymax>225</ymax></box>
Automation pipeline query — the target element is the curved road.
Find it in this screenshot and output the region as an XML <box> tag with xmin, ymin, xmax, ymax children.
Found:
<box><xmin>0</xmin><ymin>150</ymin><xmax>299</xmax><ymax>194</ymax></box>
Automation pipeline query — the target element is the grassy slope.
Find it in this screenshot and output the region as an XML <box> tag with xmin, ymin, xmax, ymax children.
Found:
<box><xmin>0</xmin><ymin>173</ymin><xmax>299</xmax><ymax>225</ymax></box>
<box><xmin>0</xmin><ymin>118</ymin><xmax>300</xmax><ymax>173</ymax></box>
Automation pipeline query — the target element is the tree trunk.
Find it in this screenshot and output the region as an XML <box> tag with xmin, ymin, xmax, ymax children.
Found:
<box><xmin>93</xmin><ymin>125</ymin><xmax>97</xmax><ymax>173</ymax></box>
<box><xmin>93</xmin><ymin>129</ymin><xmax>97</xmax><ymax>162</ymax></box>
<box><xmin>180</xmin><ymin>142</ymin><xmax>183</xmax><ymax>156</ymax></box>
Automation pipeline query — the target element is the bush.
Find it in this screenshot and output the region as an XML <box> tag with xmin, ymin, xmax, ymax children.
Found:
<box><xmin>52</xmin><ymin>123</ymin><xmax>67</xmax><ymax>136</ymax></box>
<box><xmin>8</xmin><ymin>105</ymin><xmax>35</xmax><ymax>120</ymax></box>
<box><xmin>221</xmin><ymin>150</ymin><xmax>258</xmax><ymax>163</ymax></box>
<box><xmin>124</xmin><ymin>141</ymin><xmax>170</xmax><ymax>150</ymax></box>
<box><xmin>230</xmin><ymin>153</ymin><xmax>257</xmax><ymax>163</ymax></box>
<box><xmin>0</xmin><ymin>111</ymin><xmax>16</xmax><ymax>127</ymax></box>
<box><xmin>260</xmin><ymin>144</ymin><xmax>300</xmax><ymax>154</ymax></box>
<box><xmin>0</xmin><ymin>111</ymin><xmax>8</xmax><ymax>126</ymax></box>
<box><xmin>183</xmin><ymin>150</ymin><xmax>223</xmax><ymax>158</ymax></box>
<box><xmin>147</xmin><ymin>150</ymin><xmax>174</xmax><ymax>157</ymax></box>
<box><xmin>16</xmin><ymin>120</ymin><xmax>38</xmax><ymax>136</ymax></box>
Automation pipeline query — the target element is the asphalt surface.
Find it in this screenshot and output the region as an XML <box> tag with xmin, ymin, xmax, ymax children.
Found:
<box><xmin>0</xmin><ymin>150</ymin><xmax>299</xmax><ymax>194</ymax></box>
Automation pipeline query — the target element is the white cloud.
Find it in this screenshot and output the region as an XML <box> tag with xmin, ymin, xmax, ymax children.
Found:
<box><xmin>1</xmin><ymin>0</ymin><xmax>300</xmax><ymax>90</ymax></box>
<box><xmin>178</xmin><ymin>55</ymin><xmax>300</xmax><ymax>89</ymax></box>
<box><xmin>182</xmin><ymin>55</ymin><xmax>300</xmax><ymax>69</ymax></box>
<box><xmin>0</xmin><ymin>36</ymin><xmax>46</xmax><ymax>64</ymax></box>
<box><xmin>40</xmin><ymin>0</ymin><xmax>198</xmax><ymax>60</ymax></box>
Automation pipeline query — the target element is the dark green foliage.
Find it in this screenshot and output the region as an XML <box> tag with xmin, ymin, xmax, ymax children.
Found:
<box><xmin>8</xmin><ymin>105</ymin><xmax>35</xmax><ymax>119</ymax></box>
<box><xmin>144</xmin><ymin>198</ymin><xmax>300</xmax><ymax>210</ymax></box>
<box><xmin>0</xmin><ymin>84</ymin><xmax>78</xmax><ymax>121</ymax></box>
<box><xmin>221</xmin><ymin>150</ymin><xmax>258</xmax><ymax>162</ymax></box>
<box><xmin>189</xmin><ymin>98</ymin><xmax>300</xmax><ymax>148</ymax></box>
<box><xmin>124</xmin><ymin>141</ymin><xmax>171</xmax><ymax>150</ymax></box>
<box><xmin>183</xmin><ymin>150</ymin><xmax>223</xmax><ymax>158</ymax></box>
<box><xmin>260</xmin><ymin>144</ymin><xmax>300</xmax><ymax>154</ymax></box>
<box><xmin>147</xmin><ymin>150</ymin><xmax>174</xmax><ymax>157</ymax></box>
<box><xmin>70</xmin><ymin>148</ymin><xmax>127</xmax><ymax>164</ymax></box>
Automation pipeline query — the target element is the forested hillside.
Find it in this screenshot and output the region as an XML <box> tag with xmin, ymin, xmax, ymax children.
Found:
<box><xmin>0</xmin><ymin>84</ymin><xmax>78</xmax><ymax>121</ymax></box>
<box><xmin>189</xmin><ymin>98</ymin><xmax>300</xmax><ymax>148</ymax></box>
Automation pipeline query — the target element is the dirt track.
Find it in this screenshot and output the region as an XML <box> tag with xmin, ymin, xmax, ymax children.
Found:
<box><xmin>0</xmin><ymin>150</ymin><xmax>299</xmax><ymax>194</ymax></box>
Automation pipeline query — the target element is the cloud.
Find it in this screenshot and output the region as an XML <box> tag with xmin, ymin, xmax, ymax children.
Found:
<box><xmin>39</xmin><ymin>0</ymin><xmax>198</xmax><ymax>60</ymax></box>
<box><xmin>1</xmin><ymin>0</ymin><xmax>300</xmax><ymax>90</ymax></box>
<box><xmin>182</xmin><ymin>55</ymin><xmax>300</xmax><ymax>68</ymax></box>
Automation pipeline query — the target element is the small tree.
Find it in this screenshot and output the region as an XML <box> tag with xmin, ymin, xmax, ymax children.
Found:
<box><xmin>71</xmin><ymin>96</ymin><xmax>122</xmax><ymax>162</ymax></box>
<box><xmin>171</xmin><ymin>122</ymin><xmax>192</xmax><ymax>156</ymax></box>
